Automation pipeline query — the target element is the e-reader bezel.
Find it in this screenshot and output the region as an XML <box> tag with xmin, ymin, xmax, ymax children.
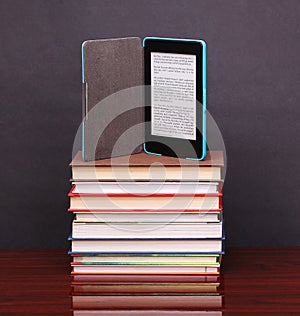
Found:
<box><xmin>143</xmin><ymin>37</ymin><xmax>206</xmax><ymax>160</ymax></box>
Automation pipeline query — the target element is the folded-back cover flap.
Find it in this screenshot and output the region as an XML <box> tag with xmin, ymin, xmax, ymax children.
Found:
<box><xmin>82</xmin><ymin>37</ymin><xmax>144</xmax><ymax>161</ymax></box>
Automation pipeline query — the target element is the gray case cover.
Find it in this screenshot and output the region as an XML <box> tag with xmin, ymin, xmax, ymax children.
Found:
<box><xmin>82</xmin><ymin>37</ymin><xmax>144</xmax><ymax>161</ymax></box>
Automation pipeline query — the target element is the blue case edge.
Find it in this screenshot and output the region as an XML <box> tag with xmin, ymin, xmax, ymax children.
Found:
<box><xmin>81</xmin><ymin>41</ymin><xmax>88</xmax><ymax>161</ymax></box>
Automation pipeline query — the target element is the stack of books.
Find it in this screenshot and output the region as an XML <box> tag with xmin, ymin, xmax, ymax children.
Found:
<box><xmin>68</xmin><ymin>151</ymin><xmax>224</xmax><ymax>313</ymax></box>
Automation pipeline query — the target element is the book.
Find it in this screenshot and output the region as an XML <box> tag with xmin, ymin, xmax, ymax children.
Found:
<box><xmin>72</xmin><ymin>181</ymin><xmax>220</xmax><ymax>195</ymax></box>
<box><xmin>69</xmin><ymin>188</ymin><xmax>222</xmax><ymax>211</ymax></box>
<box><xmin>69</xmin><ymin>237</ymin><xmax>224</xmax><ymax>254</ymax></box>
<box><xmin>72</xmin><ymin>221</ymin><xmax>223</xmax><ymax>239</ymax></box>
<box><xmin>70</xmin><ymin>151</ymin><xmax>224</xmax><ymax>181</ymax></box>
<box><xmin>72</xmin><ymin>254</ymin><xmax>220</xmax><ymax>264</ymax></box>
<box><xmin>72</xmin><ymin>211</ymin><xmax>222</xmax><ymax>223</ymax></box>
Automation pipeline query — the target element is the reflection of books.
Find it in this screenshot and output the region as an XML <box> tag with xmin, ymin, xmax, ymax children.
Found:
<box><xmin>74</xmin><ymin>311</ymin><xmax>223</xmax><ymax>316</ymax></box>
<box><xmin>72</xmin><ymin>294</ymin><xmax>223</xmax><ymax>309</ymax></box>
<box><xmin>70</xmin><ymin>151</ymin><xmax>224</xmax><ymax>181</ymax></box>
<box><xmin>71</xmin><ymin>264</ymin><xmax>220</xmax><ymax>274</ymax></box>
<box><xmin>72</xmin><ymin>283</ymin><xmax>220</xmax><ymax>294</ymax></box>
<box><xmin>72</xmin><ymin>274</ymin><xmax>220</xmax><ymax>283</ymax></box>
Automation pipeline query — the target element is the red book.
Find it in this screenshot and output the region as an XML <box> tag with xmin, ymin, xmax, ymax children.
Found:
<box><xmin>68</xmin><ymin>185</ymin><xmax>222</xmax><ymax>211</ymax></box>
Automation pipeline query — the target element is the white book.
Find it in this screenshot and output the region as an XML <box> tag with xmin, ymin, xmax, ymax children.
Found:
<box><xmin>72</xmin><ymin>221</ymin><xmax>223</xmax><ymax>239</ymax></box>
<box><xmin>70</xmin><ymin>239</ymin><xmax>223</xmax><ymax>254</ymax></box>
<box><xmin>74</xmin><ymin>211</ymin><xmax>221</xmax><ymax>223</ymax></box>
<box><xmin>72</xmin><ymin>181</ymin><xmax>219</xmax><ymax>195</ymax></box>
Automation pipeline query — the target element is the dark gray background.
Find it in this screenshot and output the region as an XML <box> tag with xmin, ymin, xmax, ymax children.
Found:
<box><xmin>0</xmin><ymin>0</ymin><xmax>299</xmax><ymax>248</ymax></box>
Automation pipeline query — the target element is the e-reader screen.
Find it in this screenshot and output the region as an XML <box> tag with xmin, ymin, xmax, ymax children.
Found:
<box><xmin>151</xmin><ymin>52</ymin><xmax>196</xmax><ymax>141</ymax></box>
<box><xmin>144</xmin><ymin>38</ymin><xmax>206</xmax><ymax>160</ymax></box>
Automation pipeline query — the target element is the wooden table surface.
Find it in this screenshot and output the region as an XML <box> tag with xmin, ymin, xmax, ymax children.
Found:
<box><xmin>0</xmin><ymin>247</ymin><xmax>300</xmax><ymax>315</ymax></box>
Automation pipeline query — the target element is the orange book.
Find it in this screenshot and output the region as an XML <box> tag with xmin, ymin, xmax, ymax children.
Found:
<box><xmin>70</xmin><ymin>150</ymin><xmax>224</xmax><ymax>181</ymax></box>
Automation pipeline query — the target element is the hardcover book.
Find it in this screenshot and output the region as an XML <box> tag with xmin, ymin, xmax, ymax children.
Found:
<box><xmin>70</xmin><ymin>150</ymin><xmax>224</xmax><ymax>181</ymax></box>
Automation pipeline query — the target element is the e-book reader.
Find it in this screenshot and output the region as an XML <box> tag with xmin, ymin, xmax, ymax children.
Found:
<box><xmin>143</xmin><ymin>37</ymin><xmax>206</xmax><ymax>160</ymax></box>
